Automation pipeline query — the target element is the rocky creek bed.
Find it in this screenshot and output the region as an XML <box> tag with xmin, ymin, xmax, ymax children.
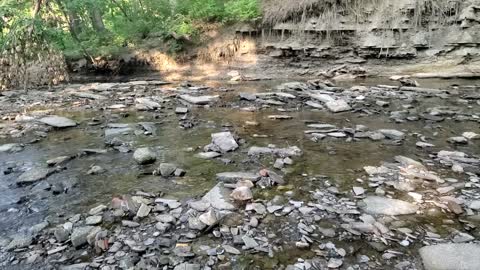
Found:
<box><xmin>0</xmin><ymin>76</ymin><xmax>479</xmax><ymax>270</ymax></box>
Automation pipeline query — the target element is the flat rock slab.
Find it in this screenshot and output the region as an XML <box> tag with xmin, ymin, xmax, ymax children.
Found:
<box><xmin>39</xmin><ymin>116</ymin><xmax>77</xmax><ymax>128</ymax></box>
<box><xmin>361</xmin><ymin>196</ymin><xmax>418</xmax><ymax>215</ymax></box>
<box><xmin>202</xmin><ymin>183</ymin><xmax>235</xmax><ymax>210</ymax></box>
<box><xmin>216</xmin><ymin>172</ymin><xmax>260</xmax><ymax>183</ymax></box>
<box><xmin>179</xmin><ymin>94</ymin><xmax>219</xmax><ymax>105</ymax></box>
<box><xmin>16</xmin><ymin>167</ymin><xmax>50</xmax><ymax>185</ymax></box>
<box><xmin>419</xmin><ymin>244</ymin><xmax>480</xmax><ymax>270</ymax></box>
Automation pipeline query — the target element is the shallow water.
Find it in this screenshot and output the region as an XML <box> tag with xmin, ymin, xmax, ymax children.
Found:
<box><xmin>0</xmin><ymin>77</ymin><xmax>479</xmax><ymax>267</ymax></box>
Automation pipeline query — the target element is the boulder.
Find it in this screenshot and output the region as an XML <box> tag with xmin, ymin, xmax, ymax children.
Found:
<box><xmin>133</xmin><ymin>148</ymin><xmax>156</xmax><ymax>164</ymax></box>
<box><xmin>159</xmin><ymin>163</ymin><xmax>177</xmax><ymax>177</ymax></box>
<box><xmin>179</xmin><ymin>94</ymin><xmax>219</xmax><ymax>105</ymax></box>
<box><xmin>325</xmin><ymin>100</ymin><xmax>351</xmax><ymax>113</ymax></box>
<box><xmin>419</xmin><ymin>244</ymin><xmax>480</xmax><ymax>270</ymax></box>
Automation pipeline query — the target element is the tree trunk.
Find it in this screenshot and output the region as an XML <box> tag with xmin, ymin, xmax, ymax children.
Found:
<box><xmin>68</xmin><ymin>10</ymin><xmax>82</xmax><ymax>36</ymax></box>
<box><xmin>90</xmin><ymin>8</ymin><xmax>106</xmax><ymax>32</ymax></box>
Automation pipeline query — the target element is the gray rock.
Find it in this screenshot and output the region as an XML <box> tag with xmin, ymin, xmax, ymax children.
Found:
<box><xmin>85</xmin><ymin>216</ymin><xmax>102</xmax><ymax>225</ymax></box>
<box><xmin>0</xmin><ymin>143</ymin><xmax>23</xmax><ymax>153</ymax></box>
<box><xmin>89</xmin><ymin>204</ymin><xmax>107</xmax><ymax>215</ymax></box>
<box><xmin>239</xmin><ymin>92</ymin><xmax>257</xmax><ymax>101</ymax></box>
<box><xmin>159</xmin><ymin>163</ymin><xmax>177</xmax><ymax>177</ymax></box>
<box><xmin>174</xmin><ymin>263</ymin><xmax>201</xmax><ymax>270</ymax></box>
<box><xmin>54</xmin><ymin>228</ymin><xmax>70</xmax><ymax>242</ymax></box>
<box><xmin>378</xmin><ymin>129</ymin><xmax>405</xmax><ymax>140</ymax></box>
<box><xmin>325</xmin><ymin>100</ymin><xmax>351</xmax><ymax>113</ymax></box>
<box><xmin>136</xmin><ymin>203</ymin><xmax>151</xmax><ymax>218</ymax></box>
<box><xmin>6</xmin><ymin>234</ymin><xmax>33</xmax><ymax>251</ymax></box>
<box><xmin>70</xmin><ymin>226</ymin><xmax>94</xmax><ymax>247</ymax></box>
<box><xmin>175</xmin><ymin>107</ymin><xmax>189</xmax><ymax>114</ymax></box>
<box><xmin>39</xmin><ymin>115</ymin><xmax>77</xmax><ymax>128</ymax></box>
<box><xmin>419</xmin><ymin>244</ymin><xmax>480</xmax><ymax>270</ymax></box>
<box><xmin>16</xmin><ymin>167</ymin><xmax>50</xmax><ymax>185</ymax></box>
<box><xmin>361</xmin><ymin>196</ymin><xmax>418</xmax><ymax>215</ymax></box>
<box><xmin>188</xmin><ymin>217</ymin><xmax>207</xmax><ymax>230</ymax></box>
<box><xmin>202</xmin><ymin>183</ymin><xmax>235</xmax><ymax>210</ymax></box>
<box><xmin>216</xmin><ymin>172</ymin><xmax>260</xmax><ymax>183</ymax></box>
<box><xmin>104</xmin><ymin>127</ymin><xmax>132</xmax><ymax>137</ymax></box>
<box><xmin>179</xmin><ymin>94</ymin><xmax>219</xmax><ymax>105</ymax></box>
<box><xmin>196</xmin><ymin>152</ymin><xmax>221</xmax><ymax>159</ymax></box>
<box><xmin>448</xmin><ymin>136</ymin><xmax>468</xmax><ymax>144</ymax></box>
<box><xmin>223</xmin><ymin>244</ymin><xmax>241</xmax><ymax>255</ymax></box>
<box><xmin>135</xmin><ymin>97</ymin><xmax>161</xmax><ymax>110</ymax></box>
<box><xmin>133</xmin><ymin>147</ymin><xmax>156</xmax><ymax>164</ymax></box>
<box><xmin>199</xmin><ymin>209</ymin><xmax>218</xmax><ymax>226</ymax></box>
<box><xmin>122</xmin><ymin>220</ymin><xmax>140</xmax><ymax>228</ymax></box>
<box><xmin>248</xmin><ymin>146</ymin><xmax>302</xmax><ymax>157</ymax></box>
<box><xmin>242</xmin><ymin>235</ymin><xmax>259</xmax><ymax>249</ymax></box>
<box><xmin>211</xmin><ymin>132</ymin><xmax>238</xmax><ymax>153</ymax></box>
<box><xmin>59</xmin><ymin>263</ymin><xmax>90</xmax><ymax>270</ymax></box>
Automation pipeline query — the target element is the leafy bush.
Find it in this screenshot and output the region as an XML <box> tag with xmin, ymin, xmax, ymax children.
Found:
<box><xmin>225</xmin><ymin>0</ymin><xmax>260</xmax><ymax>21</ymax></box>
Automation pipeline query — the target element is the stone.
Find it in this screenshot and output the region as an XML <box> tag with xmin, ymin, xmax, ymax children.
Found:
<box><xmin>196</xmin><ymin>152</ymin><xmax>221</xmax><ymax>159</ymax></box>
<box><xmin>223</xmin><ymin>244</ymin><xmax>241</xmax><ymax>255</ymax></box>
<box><xmin>16</xmin><ymin>167</ymin><xmax>50</xmax><ymax>185</ymax></box>
<box><xmin>416</xmin><ymin>142</ymin><xmax>435</xmax><ymax>148</ymax></box>
<box><xmin>59</xmin><ymin>263</ymin><xmax>90</xmax><ymax>270</ymax></box>
<box><xmin>0</xmin><ymin>143</ymin><xmax>23</xmax><ymax>153</ymax></box>
<box><xmin>211</xmin><ymin>132</ymin><xmax>238</xmax><ymax>153</ymax></box>
<box><xmin>239</xmin><ymin>92</ymin><xmax>257</xmax><ymax>101</ymax></box>
<box><xmin>361</xmin><ymin>196</ymin><xmax>418</xmax><ymax>215</ymax></box>
<box><xmin>87</xmin><ymin>165</ymin><xmax>105</xmax><ymax>175</ymax></box>
<box><xmin>242</xmin><ymin>235</ymin><xmax>259</xmax><ymax>249</ymax></box>
<box><xmin>86</xmin><ymin>216</ymin><xmax>102</xmax><ymax>225</ymax></box>
<box><xmin>325</xmin><ymin>100</ymin><xmax>351</xmax><ymax>113</ymax></box>
<box><xmin>353</xmin><ymin>186</ymin><xmax>365</xmax><ymax>196</ymax></box>
<box><xmin>156</xmin><ymin>214</ymin><xmax>176</xmax><ymax>223</ymax></box>
<box><xmin>216</xmin><ymin>172</ymin><xmax>260</xmax><ymax>183</ymax></box>
<box><xmin>71</xmin><ymin>226</ymin><xmax>94</xmax><ymax>247</ymax></box>
<box><xmin>469</xmin><ymin>200</ymin><xmax>480</xmax><ymax>210</ymax></box>
<box><xmin>54</xmin><ymin>228</ymin><xmax>70</xmax><ymax>242</ymax></box>
<box><xmin>39</xmin><ymin>116</ymin><xmax>77</xmax><ymax>128</ymax></box>
<box><xmin>173</xmin><ymin>263</ymin><xmax>201</xmax><ymax>270</ymax></box>
<box><xmin>159</xmin><ymin>163</ymin><xmax>177</xmax><ymax>177</ymax></box>
<box><xmin>448</xmin><ymin>136</ymin><xmax>468</xmax><ymax>144</ymax></box>
<box><xmin>47</xmin><ymin>156</ymin><xmax>72</xmax><ymax>166</ymax></box>
<box><xmin>179</xmin><ymin>94</ymin><xmax>219</xmax><ymax>105</ymax></box>
<box><xmin>202</xmin><ymin>183</ymin><xmax>235</xmax><ymax>210</ymax></box>
<box><xmin>175</xmin><ymin>107</ymin><xmax>189</xmax><ymax>114</ymax></box>
<box><xmin>463</xmin><ymin>132</ymin><xmax>479</xmax><ymax>140</ymax></box>
<box><xmin>6</xmin><ymin>234</ymin><xmax>33</xmax><ymax>251</ymax></box>
<box><xmin>133</xmin><ymin>147</ymin><xmax>156</xmax><ymax>164</ymax></box>
<box><xmin>135</xmin><ymin>97</ymin><xmax>161</xmax><ymax>110</ymax></box>
<box><xmin>327</xmin><ymin>258</ymin><xmax>343</xmax><ymax>268</ymax></box>
<box><xmin>188</xmin><ymin>217</ymin><xmax>207</xmax><ymax>230</ymax></box>
<box><xmin>419</xmin><ymin>244</ymin><xmax>480</xmax><ymax>270</ymax></box>
<box><xmin>89</xmin><ymin>204</ymin><xmax>107</xmax><ymax>215</ymax></box>
<box><xmin>378</xmin><ymin>129</ymin><xmax>405</xmax><ymax>140</ymax></box>
<box><xmin>199</xmin><ymin>209</ymin><xmax>218</xmax><ymax>226</ymax></box>
<box><xmin>136</xmin><ymin>203</ymin><xmax>151</xmax><ymax>218</ymax></box>
<box><xmin>122</xmin><ymin>220</ymin><xmax>140</xmax><ymax>228</ymax></box>
<box><xmin>231</xmin><ymin>186</ymin><xmax>253</xmax><ymax>201</ymax></box>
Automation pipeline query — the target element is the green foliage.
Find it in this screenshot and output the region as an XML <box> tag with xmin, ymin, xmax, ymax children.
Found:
<box><xmin>225</xmin><ymin>0</ymin><xmax>260</xmax><ymax>21</ymax></box>
<box><xmin>0</xmin><ymin>0</ymin><xmax>261</xmax><ymax>62</ymax></box>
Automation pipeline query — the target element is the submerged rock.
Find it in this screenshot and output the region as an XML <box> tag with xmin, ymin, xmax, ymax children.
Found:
<box><xmin>159</xmin><ymin>163</ymin><xmax>177</xmax><ymax>177</ymax></box>
<box><xmin>0</xmin><ymin>143</ymin><xmax>23</xmax><ymax>153</ymax></box>
<box><xmin>216</xmin><ymin>172</ymin><xmax>260</xmax><ymax>183</ymax></box>
<box><xmin>16</xmin><ymin>167</ymin><xmax>50</xmax><ymax>185</ymax></box>
<box><xmin>361</xmin><ymin>196</ymin><xmax>418</xmax><ymax>215</ymax></box>
<box><xmin>39</xmin><ymin>115</ymin><xmax>77</xmax><ymax>128</ymax></box>
<box><xmin>419</xmin><ymin>244</ymin><xmax>480</xmax><ymax>270</ymax></box>
<box><xmin>378</xmin><ymin>129</ymin><xmax>405</xmax><ymax>140</ymax></box>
